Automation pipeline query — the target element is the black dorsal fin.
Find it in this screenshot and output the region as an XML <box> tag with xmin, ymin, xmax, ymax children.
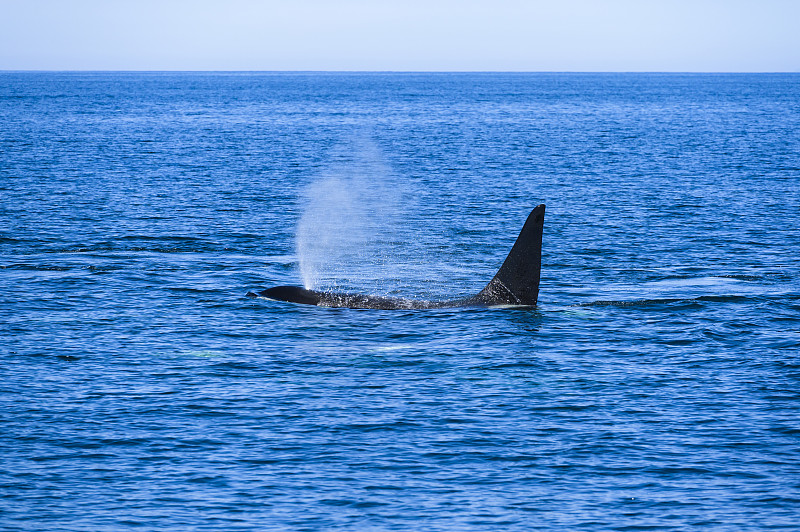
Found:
<box><xmin>474</xmin><ymin>204</ymin><xmax>545</xmax><ymax>306</ymax></box>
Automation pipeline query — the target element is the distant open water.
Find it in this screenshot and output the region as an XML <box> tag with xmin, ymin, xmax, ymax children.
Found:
<box><xmin>1</xmin><ymin>72</ymin><xmax>799</xmax><ymax>531</ymax></box>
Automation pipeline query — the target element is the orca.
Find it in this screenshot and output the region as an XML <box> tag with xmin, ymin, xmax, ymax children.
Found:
<box><xmin>247</xmin><ymin>204</ymin><xmax>545</xmax><ymax>309</ymax></box>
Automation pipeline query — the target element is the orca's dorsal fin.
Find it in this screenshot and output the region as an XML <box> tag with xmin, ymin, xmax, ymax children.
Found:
<box><xmin>474</xmin><ymin>204</ymin><xmax>545</xmax><ymax>306</ymax></box>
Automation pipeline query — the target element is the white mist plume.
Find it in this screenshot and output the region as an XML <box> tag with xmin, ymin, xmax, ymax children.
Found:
<box><xmin>296</xmin><ymin>139</ymin><xmax>412</xmax><ymax>294</ymax></box>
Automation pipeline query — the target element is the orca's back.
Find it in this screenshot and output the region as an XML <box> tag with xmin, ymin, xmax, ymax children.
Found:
<box><xmin>474</xmin><ymin>204</ymin><xmax>545</xmax><ymax>306</ymax></box>
<box><xmin>250</xmin><ymin>204</ymin><xmax>545</xmax><ymax>309</ymax></box>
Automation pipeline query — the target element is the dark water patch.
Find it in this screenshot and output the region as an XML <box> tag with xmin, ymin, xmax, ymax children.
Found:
<box><xmin>115</xmin><ymin>235</ymin><xmax>208</xmax><ymax>242</ymax></box>
<box><xmin>578</xmin><ymin>294</ymin><xmax>752</xmax><ymax>308</ymax></box>
<box><xmin>714</xmin><ymin>274</ymin><xmax>764</xmax><ymax>281</ymax></box>
<box><xmin>1</xmin><ymin>263</ymin><xmax>74</xmax><ymax>271</ymax></box>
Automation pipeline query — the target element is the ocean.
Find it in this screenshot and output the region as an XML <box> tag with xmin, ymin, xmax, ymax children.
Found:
<box><xmin>1</xmin><ymin>72</ymin><xmax>799</xmax><ymax>530</ymax></box>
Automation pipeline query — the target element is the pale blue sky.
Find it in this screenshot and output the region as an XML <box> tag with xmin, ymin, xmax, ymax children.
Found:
<box><xmin>1</xmin><ymin>0</ymin><xmax>798</xmax><ymax>71</ymax></box>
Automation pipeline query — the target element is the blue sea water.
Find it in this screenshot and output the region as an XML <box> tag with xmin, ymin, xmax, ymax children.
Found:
<box><xmin>1</xmin><ymin>72</ymin><xmax>799</xmax><ymax>530</ymax></box>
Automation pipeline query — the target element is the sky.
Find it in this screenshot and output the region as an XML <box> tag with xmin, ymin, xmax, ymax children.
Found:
<box><xmin>1</xmin><ymin>0</ymin><xmax>798</xmax><ymax>72</ymax></box>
